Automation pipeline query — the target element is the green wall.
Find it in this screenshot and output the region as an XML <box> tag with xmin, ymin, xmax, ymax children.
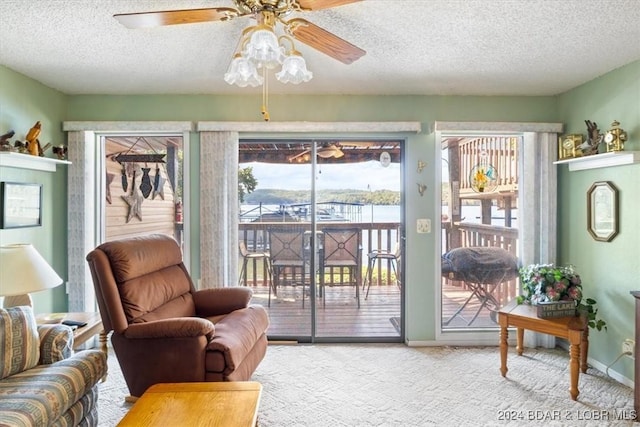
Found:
<box><xmin>2</xmin><ymin>61</ymin><xmax>638</xmax><ymax>382</ymax></box>
<box><xmin>556</xmin><ymin>60</ymin><xmax>640</xmax><ymax>381</ymax></box>
<box><xmin>0</xmin><ymin>66</ymin><xmax>69</xmax><ymax>313</ymax></box>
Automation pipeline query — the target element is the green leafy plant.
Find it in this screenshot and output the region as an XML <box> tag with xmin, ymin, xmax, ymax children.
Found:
<box><xmin>516</xmin><ymin>263</ymin><xmax>607</xmax><ymax>331</ymax></box>
<box><xmin>238</xmin><ymin>166</ymin><xmax>258</xmax><ymax>203</ymax></box>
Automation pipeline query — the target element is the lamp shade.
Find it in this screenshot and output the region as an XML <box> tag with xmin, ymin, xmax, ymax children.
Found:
<box><xmin>0</xmin><ymin>244</ymin><xmax>63</xmax><ymax>297</ymax></box>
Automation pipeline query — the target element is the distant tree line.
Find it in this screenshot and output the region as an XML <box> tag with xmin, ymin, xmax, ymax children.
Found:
<box><xmin>244</xmin><ymin>188</ymin><xmax>401</xmax><ymax>205</ymax></box>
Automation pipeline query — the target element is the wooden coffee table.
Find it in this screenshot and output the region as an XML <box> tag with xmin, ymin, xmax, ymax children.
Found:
<box><xmin>117</xmin><ymin>382</ymin><xmax>262</xmax><ymax>427</ymax></box>
<box><xmin>498</xmin><ymin>300</ymin><xmax>588</xmax><ymax>400</ymax></box>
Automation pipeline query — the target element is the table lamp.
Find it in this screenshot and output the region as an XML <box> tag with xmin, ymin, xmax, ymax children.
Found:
<box><xmin>0</xmin><ymin>243</ymin><xmax>63</xmax><ymax>308</ymax></box>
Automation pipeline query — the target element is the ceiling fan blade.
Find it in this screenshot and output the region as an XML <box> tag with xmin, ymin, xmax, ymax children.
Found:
<box><xmin>286</xmin><ymin>18</ymin><xmax>366</xmax><ymax>64</ymax></box>
<box><xmin>337</xmin><ymin>141</ymin><xmax>378</xmax><ymax>147</ymax></box>
<box><xmin>114</xmin><ymin>8</ymin><xmax>239</xmax><ymax>29</ymax></box>
<box><xmin>287</xmin><ymin>148</ymin><xmax>312</xmax><ymax>163</ymax></box>
<box><xmin>295</xmin><ymin>0</ymin><xmax>362</xmax><ymax>11</ymax></box>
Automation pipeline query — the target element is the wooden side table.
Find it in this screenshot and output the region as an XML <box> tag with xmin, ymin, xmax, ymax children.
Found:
<box><xmin>498</xmin><ymin>300</ymin><xmax>588</xmax><ymax>400</ymax></box>
<box><xmin>37</xmin><ymin>312</ymin><xmax>108</xmax><ymax>379</ymax></box>
<box><xmin>64</xmin><ymin>312</ymin><xmax>107</xmax><ymax>353</ymax></box>
<box><xmin>117</xmin><ymin>382</ymin><xmax>262</xmax><ymax>427</ymax></box>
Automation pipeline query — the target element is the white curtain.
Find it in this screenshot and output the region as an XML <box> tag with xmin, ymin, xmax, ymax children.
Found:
<box><xmin>520</xmin><ymin>131</ymin><xmax>559</xmax><ymax>348</ymax></box>
<box><xmin>66</xmin><ymin>130</ymin><xmax>98</xmax><ymax>312</ymax></box>
<box><xmin>199</xmin><ymin>131</ymin><xmax>239</xmax><ymax>288</ymax></box>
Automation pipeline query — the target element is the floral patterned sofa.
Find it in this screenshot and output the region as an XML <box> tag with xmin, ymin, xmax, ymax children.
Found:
<box><xmin>0</xmin><ymin>306</ymin><xmax>108</xmax><ymax>427</ymax></box>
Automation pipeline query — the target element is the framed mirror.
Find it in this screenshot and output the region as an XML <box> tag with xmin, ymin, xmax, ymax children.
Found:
<box><xmin>586</xmin><ymin>181</ymin><xmax>619</xmax><ymax>242</ymax></box>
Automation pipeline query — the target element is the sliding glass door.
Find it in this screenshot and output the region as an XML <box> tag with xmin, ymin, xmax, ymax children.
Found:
<box><xmin>238</xmin><ymin>139</ymin><xmax>403</xmax><ymax>342</ymax></box>
<box><xmin>440</xmin><ymin>135</ymin><xmax>521</xmax><ymax>330</ymax></box>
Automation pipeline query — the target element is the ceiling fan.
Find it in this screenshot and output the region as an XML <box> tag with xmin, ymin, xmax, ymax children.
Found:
<box><xmin>287</xmin><ymin>143</ymin><xmax>342</xmax><ymax>162</ymax></box>
<box><xmin>113</xmin><ymin>0</ymin><xmax>367</xmax><ymax>65</ymax></box>
<box><xmin>287</xmin><ymin>141</ymin><xmax>377</xmax><ymax>162</ymax></box>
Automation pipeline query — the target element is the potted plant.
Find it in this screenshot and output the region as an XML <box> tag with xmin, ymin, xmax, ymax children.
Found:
<box><xmin>516</xmin><ymin>263</ymin><xmax>607</xmax><ymax>331</ymax></box>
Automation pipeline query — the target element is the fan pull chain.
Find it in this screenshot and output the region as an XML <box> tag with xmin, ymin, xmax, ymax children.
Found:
<box><xmin>261</xmin><ymin>68</ymin><xmax>270</xmax><ymax>122</ymax></box>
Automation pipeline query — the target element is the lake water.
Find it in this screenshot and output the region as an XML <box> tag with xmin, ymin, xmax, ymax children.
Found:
<box><xmin>241</xmin><ymin>203</ymin><xmax>517</xmax><ymax>255</ymax></box>
<box><xmin>241</xmin><ymin>204</ymin><xmax>517</xmax><ymax>226</ymax></box>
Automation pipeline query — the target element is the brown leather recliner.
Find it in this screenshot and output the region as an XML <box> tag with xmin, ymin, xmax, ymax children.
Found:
<box><xmin>86</xmin><ymin>234</ymin><xmax>269</xmax><ymax>398</ymax></box>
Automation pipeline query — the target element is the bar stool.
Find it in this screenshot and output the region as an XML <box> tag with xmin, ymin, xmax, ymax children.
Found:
<box><xmin>238</xmin><ymin>241</ymin><xmax>272</xmax><ymax>290</ymax></box>
<box><xmin>363</xmin><ymin>245</ymin><xmax>400</xmax><ymax>299</ymax></box>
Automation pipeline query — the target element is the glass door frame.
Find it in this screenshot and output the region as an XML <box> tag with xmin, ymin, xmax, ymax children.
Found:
<box><xmin>239</xmin><ymin>135</ymin><xmax>405</xmax><ymax>344</ymax></box>
<box><xmin>434</xmin><ymin>121</ymin><xmax>562</xmax><ymax>346</ymax></box>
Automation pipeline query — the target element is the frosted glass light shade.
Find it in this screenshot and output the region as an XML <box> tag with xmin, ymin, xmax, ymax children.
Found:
<box><xmin>224</xmin><ymin>56</ymin><xmax>263</xmax><ymax>87</ymax></box>
<box><xmin>243</xmin><ymin>27</ymin><xmax>284</xmax><ymax>69</ymax></box>
<box><xmin>275</xmin><ymin>52</ymin><xmax>313</xmax><ymax>84</ymax></box>
<box><xmin>0</xmin><ymin>244</ymin><xmax>63</xmax><ymax>307</ymax></box>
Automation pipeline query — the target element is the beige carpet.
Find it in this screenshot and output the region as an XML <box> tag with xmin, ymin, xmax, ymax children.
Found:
<box><xmin>98</xmin><ymin>344</ymin><xmax>635</xmax><ymax>426</ymax></box>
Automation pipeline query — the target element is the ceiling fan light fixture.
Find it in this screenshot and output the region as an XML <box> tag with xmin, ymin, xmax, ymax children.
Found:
<box><xmin>113</xmin><ymin>1</ymin><xmax>366</xmax><ymax>121</ymax></box>
<box><xmin>224</xmin><ymin>54</ymin><xmax>263</xmax><ymax>87</ymax></box>
<box><xmin>243</xmin><ymin>25</ymin><xmax>284</xmax><ymax>69</ymax></box>
<box><xmin>275</xmin><ymin>51</ymin><xmax>313</xmax><ymax>84</ymax></box>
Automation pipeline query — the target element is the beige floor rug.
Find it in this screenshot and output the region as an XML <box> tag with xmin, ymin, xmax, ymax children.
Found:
<box><xmin>98</xmin><ymin>344</ymin><xmax>635</xmax><ymax>426</ymax></box>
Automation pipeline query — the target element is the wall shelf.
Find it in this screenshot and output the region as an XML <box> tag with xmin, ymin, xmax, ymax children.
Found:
<box><xmin>554</xmin><ymin>151</ymin><xmax>640</xmax><ymax>171</ymax></box>
<box><xmin>0</xmin><ymin>151</ymin><xmax>71</xmax><ymax>172</ymax></box>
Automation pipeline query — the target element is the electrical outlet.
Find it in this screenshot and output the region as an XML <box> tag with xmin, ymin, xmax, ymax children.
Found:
<box><xmin>622</xmin><ymin>339</ymin><xmax>635</xmax><ymax>357</ymax></box>
<box><xmin>417</xmin><ymin>218</ymin><xmax>431</xmax><ymax>233</ymax></box>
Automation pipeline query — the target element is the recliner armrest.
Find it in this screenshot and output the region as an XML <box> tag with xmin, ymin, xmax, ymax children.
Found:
<box><xmin>124</xmin><ymin>317</ymin><xmax>215</xmax><ymax>340</ymax></box>
<box><xmin>193</xmin><ymin>287</ymin><xmax>253</xmax><ymax>317</ymax></box>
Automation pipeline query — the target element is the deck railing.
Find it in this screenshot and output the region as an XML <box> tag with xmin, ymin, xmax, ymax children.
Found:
<box><xmin>442</xmin><ymin>222</ymin><xmax>519</xmax><ymax>308</ymax></box>
<box><xmin>457</xmin><ymin>136</ymin><xmax>518</xmax><ymax>195</ymax></box>
<box><xmin>238</xmin><ymin>222</ymin><xmax>400</xmax><ymax>288</ymax></box>
<box><xmin>240</xmin><ymin>220</ymin><xmax>519</xmax><ymax>310</ymax></box>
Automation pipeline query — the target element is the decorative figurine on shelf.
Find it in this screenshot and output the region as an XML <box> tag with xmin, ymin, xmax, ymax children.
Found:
<box><xmin>558</xmin><ymin>134</ymin><xmax>584</xmax><ymax>159</ymax></box>
<box><xmin>13</xmin><ymin>140</ymin><xmax>28</xmax><ymax>153</ymax></box>
<box><xmin>53</xmin><ymin>145</ymin><xmax>68</xmax><ymax>160</ymax></box>
<box><xmin>579</xmin><ymin>120</ymin><xmax>603</xmax><ymax>156</ymax></box>
<box><xmin>25</xmin><ymin>121</ymin><xmax>42</xmax><ymax>156</ymax></box>
<box><xmin>0</xmin><ymin>130</ymin><xmax>15</xmax><ymax>151</ymax></box>
<box><xmin>40</xmin><ymin>143</ymin><xmax>52</xmax><ymax>156</ymax></box>
<box><xmin>604</xmin><ymin>120</ymin><xmax>627</xmax><ymax>152</ymax></box>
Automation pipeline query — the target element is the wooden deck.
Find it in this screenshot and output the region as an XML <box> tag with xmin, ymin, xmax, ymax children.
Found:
<box><xmin>442</xmin><ymin>285</ymin><xmax>501</xmax><ymax>329</ymax></box>
<box><xmin>248</xmin><ymin>283</ymin><xmax>401</xmax><ymax>339</ymax></box>
<box><xmin>245</xmin><ymin>280</ymin><xmax>501</xmax><ymax>339</ymax></box>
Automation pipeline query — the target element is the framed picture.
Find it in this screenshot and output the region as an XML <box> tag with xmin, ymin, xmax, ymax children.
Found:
<box><xmin>0</xmin><ymin>182</ymin><xmax>43</xmax><ymax>229</ymax></box>
<box><xmin>587</xmin><ymin>181</ymin><xmax>619</xmax><ymax>242</ymax></box>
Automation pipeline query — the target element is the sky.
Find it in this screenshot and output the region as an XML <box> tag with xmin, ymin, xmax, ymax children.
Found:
<box><xmin>242</xmin><ymin>160</ymin><xmax>401</xmax><ymax>191</ymax></box>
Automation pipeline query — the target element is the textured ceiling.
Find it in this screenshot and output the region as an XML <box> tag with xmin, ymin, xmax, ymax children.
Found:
<box><xmin>1</xmin><ymin>0</ymin><xmax>639</xmax><ymax>96</ymax></box>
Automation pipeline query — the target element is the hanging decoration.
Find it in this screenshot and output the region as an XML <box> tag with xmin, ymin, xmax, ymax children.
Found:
<box><xmin>469</xmin><ymin>150</ymin><xmax>498</xmax><ymax>193</ymax></box>
<box><xmin>105</xmin><ymin>172</ymin><xmax>115</xmax><ymax>204</ymax></box>
<box><xmin>121</xmin><ymin>164</ymin><xmax>128</xmax><ymax>192</ymax></box>
<box><xmin>114</xmin><ymin>153</ymin><xmax>166</xmax><ymax>163</ymax></box>
<box><xmin>122</xmin><ymin>170</ymin><xmax>143</xmax><ymax>223</ymax></box>
<box><xmin>112</xmin><ymin>137</ymin><xmax>169</xmax><ymax>218</ymax></box>
<box><xmin>109</xmin><ymin>137</ymin><xmax>173</xmax><ymax>222</ymax></box>
<box><xmin>140</xmin><ymin>167</ymin><xmax>153</xmax><ymax>198</ymax></box>
<box><xmin>152</xmin><ymin>167</ymin><xmax>166</xmax><ymax>200</ymax></box>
